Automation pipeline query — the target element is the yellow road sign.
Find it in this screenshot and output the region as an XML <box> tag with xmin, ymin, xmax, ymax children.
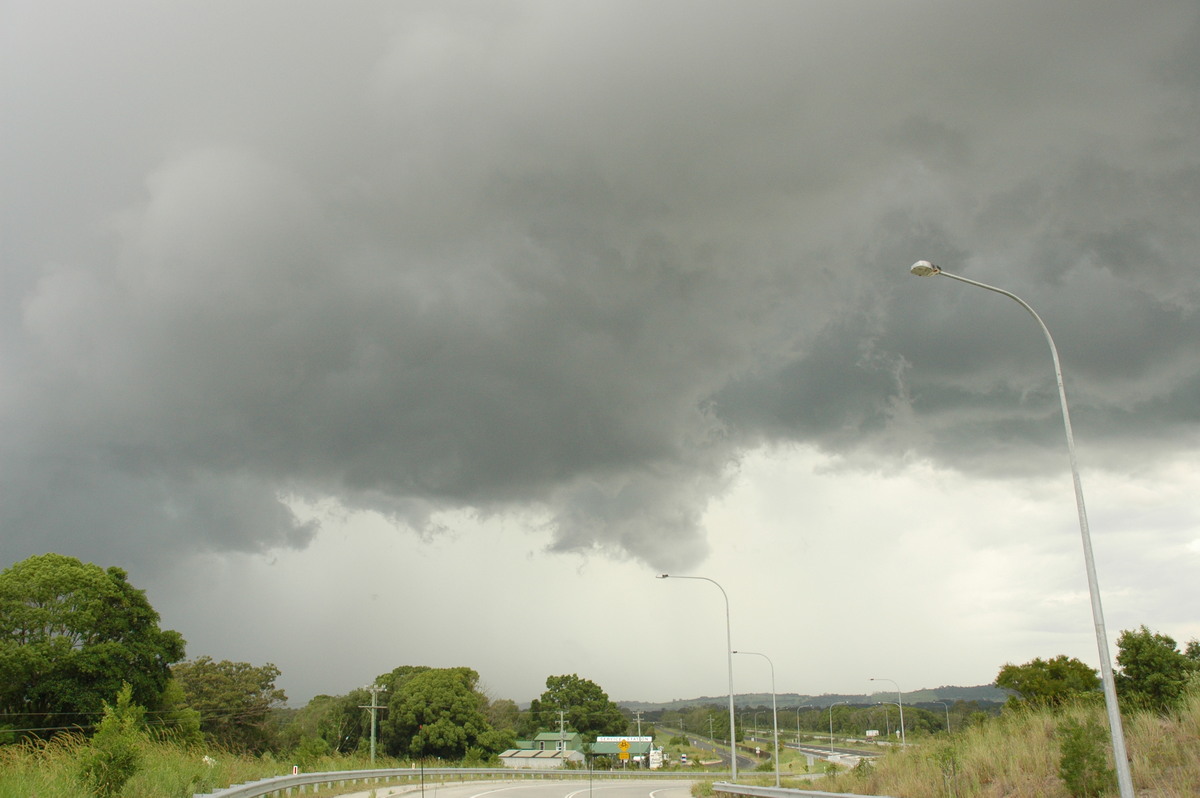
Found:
<box><xmin>618</xmin><ymin>739</ymin><xmax>630</xmax><ymax>751</ymax></box>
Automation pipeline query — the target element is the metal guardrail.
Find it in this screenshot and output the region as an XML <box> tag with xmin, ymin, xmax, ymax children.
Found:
<box><xmin>713</xmin><ymin>781</ymin><xmax>897</xmax><ymax>798</ymax></box>
<box><xmin>193</xmin><ymin>766</ymin><xmax>701</xmax><ymax>798</ymax></box>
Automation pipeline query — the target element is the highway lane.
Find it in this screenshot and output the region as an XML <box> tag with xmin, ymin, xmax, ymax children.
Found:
<box><xmin>680</xmin><ymin>734</ymin><xmax>754</xmax><ymax>771</ymax></box>
<box><xmin>787</xmin><ymin>741</ymin><xmax>881</xmax><ymax>760</ymax></box>
<box><xmin>335</xmin><ymin>778</ymin><xmax>697</xmax><ymax>798</ymax></box>
<box><xmin>656</xmin><ymin>727</ymin><xmax>754</xmax><ymax>772</ymax></box>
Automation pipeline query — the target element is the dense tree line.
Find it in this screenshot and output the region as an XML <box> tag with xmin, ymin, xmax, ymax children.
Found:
<box><xmin>997</xmin><ymin>628</ymin><xmax>1199</xmax><ymax>713</ymax></box>
<box><xmin>4</xmin><ymin>552</ymin><xmax>1196</xmax><ymax>768</ymax></box>
<box><xmin>1</xmin><ymin>554</ymin><xmax>631</xmax><ymax>760</ymax></box>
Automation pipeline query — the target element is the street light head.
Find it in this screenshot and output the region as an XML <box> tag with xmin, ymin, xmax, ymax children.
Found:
<box><xmin>656</xmin><ymin>573</ymin><xmax>669</xmax><ymax>579</ymax></box>
<box><xmin>910</xmin><ymin>260</ymin><xmax>940</xmax><ymax>277</ymax></box>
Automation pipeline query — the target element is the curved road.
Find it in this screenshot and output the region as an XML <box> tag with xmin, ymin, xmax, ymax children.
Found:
<box><xmin>680</xmin><ymin>735</ymin><xmax>755</xmax><ymax>771</ymax></box>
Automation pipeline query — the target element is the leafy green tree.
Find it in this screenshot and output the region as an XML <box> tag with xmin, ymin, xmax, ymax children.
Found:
<box><xmin>0</xmin><ymin>553</ymin><xmax>186</xmax><ymax>738</ymax></box>
<box><xmin>153</xmin><ymin>679</ymin><xmax>202</xmax><ymax>744</ymax></box>
<box><xmin>172</xmin><ymin>656</ymin><xmax>287</xmax><ymax>752</ymax></box>
<box><xmin>529</xmin><ymin>674</ymin><xmax>627</xmax><ymax>741</ymax></box>
<box><xmin>485</xmin><ymin>697</ymin><xmax>520</xmax><ymax>734</ymax></box>
<box><xmin>76</xmin><ymin>684</ymin><xmax>145</xmax><ymax>798</ymax></box>
<box><xmin>1115</xmin><ymin>626</ymin><xmax>1200</xmax><ymax>712</ymax></box>
<box><xmin>279</xmin><ymin>694</ymin><xmax>350</xmax><ymax>754</ymax></box>
<box><xmin>382</xmin><ymin>667</ymin><xmax>493</xmax><ymax>759</ymax></box>
<box><xmin>995</xmin><ymin>656</ymin><xmax>1100</xmax><ymax>707</ymax></box>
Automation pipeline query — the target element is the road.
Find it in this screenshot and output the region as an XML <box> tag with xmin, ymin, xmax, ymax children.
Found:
<box><xmin>335</xmin><ymin>779</ymin><xmax>696</xmax><ymax>798</ymax></box>
<box><xmin>679</xmin><ymin>730</ymin><xmax>874</xmax><ymax>766</ymax></box>
<box><xmin>787</xmin><ymin>741</ymin><xmax>878</xmax><ymax>760</ymax></box>
<box><xmin>677</xmin><ymin>734</ymin><xmax>755</xmax><ymax>771</ymax></box>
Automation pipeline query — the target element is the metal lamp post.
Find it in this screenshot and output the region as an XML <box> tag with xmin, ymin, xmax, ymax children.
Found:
<box><xmin>870</xmin><ymin>678</ymin><xmax>905</xmax><ymax>746</ymax></box>
<box><xmin>795</xmin><ymin>704</ymin><xmax>812</xmax><ymax>745</ymax></box>
<box><xmin>875</xmin><ymin>702</ymin><xmax>901</xmax><ymax>743</ymax></box>
<box><xmin>933</xmin><ymin>700</ymin><xmax>951</xmax><ymax>733</ymax></box>
<box><xmin>657</xmin><ymin>574</ymin><xmax>738</xmax><ymax>782</ymax></box>
<box><xmin>827</xmin><ymin>701</ymin><xmax>847</xmax><ymax>758</ymax></box>
<box><xmin>909</xmin><ymin>260</ymin><xmax>1133</xmax><ymax>798</ymax></box>
<box><xmin>734</xmin><ymin>650</ymin><xmax>780</xmax><ymax>787</ymax></box>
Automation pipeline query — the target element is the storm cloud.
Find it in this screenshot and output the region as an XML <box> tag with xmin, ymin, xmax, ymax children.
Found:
<box><xmin>4</xmin><ymin>0</ymin><xmax>1199</xmax><ymax>583</ymax></box>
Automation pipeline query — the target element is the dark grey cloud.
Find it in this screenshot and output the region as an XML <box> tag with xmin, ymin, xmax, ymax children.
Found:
<box><xmin>3</xmin><ymin>1</ymin><xmax>1199</xmax><ymax>578</ymax></box>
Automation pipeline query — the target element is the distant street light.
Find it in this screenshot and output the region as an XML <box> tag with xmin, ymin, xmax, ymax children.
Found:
<box><xmin>933</xmin><ymin>700</ymin><xmax>951</xmax><ymax>733</ymax></box>
<box><xmin>909</xmin><ymin>260</ymin><xmax>1133</xmax><ymax>798</ymax></box>
<box><xmin>657</xmin><ymin>574</ymin><xmax>738</xmax><ymax>781</ymax></box>
<box><xmin>794</xmin><ymin>704</ymin><xmax>812</xmax><ymax>744</ymax></box>
<box><xmin>875</xmin><ymin>702</ymin><xmax>901</xmax><ymax>742</ymax></box>
<box><xmin>827</xmin><ymin>701</ymin><xmax>848</xmax><ymax>758</ymax></box>
<box><xmin>734</xmin><ymin>650</ymin><xmax>780</xmax><ymax>787</ymax></box>
<box><xmin>870</xmin><ymin>678</ymin><xmax>905</xmax><ymax>746</ymax></box>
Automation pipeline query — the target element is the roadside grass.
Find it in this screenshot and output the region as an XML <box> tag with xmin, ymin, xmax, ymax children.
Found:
<box><xmin>804</xmin><ymin>689</ymin><xmax>1200</xmax><ymax>797</ymax></box>
<box><xmin>7</xmin><ymin>693</ymin><xmax>1200</xmax><ymax>798</ymax></box>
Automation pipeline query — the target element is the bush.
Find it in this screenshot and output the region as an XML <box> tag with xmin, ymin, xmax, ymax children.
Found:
<box><xmin>76</xmin><ymin>685</ymin><xmax>145</xmax><ymax>797</ymax></box>
<box><xmin>1057</xmin><ymin>716</ymin><xmax>1115</xmax><ymax>798</ymax></box>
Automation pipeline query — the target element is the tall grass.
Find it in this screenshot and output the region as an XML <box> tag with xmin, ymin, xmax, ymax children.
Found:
<box><xmin>5</xmin><ymin>694</ymin><xmax>1198</xmax><ymax>797</ymax></box>
<box><xmin>798</xmin><ymin>689</ymin><xmax>1200</xmax><ymax>797</ymax></box>
<box><xmin>0</xmin><ymin>734</ymin><xmax>305</xmax><ymax>798</ymax></box>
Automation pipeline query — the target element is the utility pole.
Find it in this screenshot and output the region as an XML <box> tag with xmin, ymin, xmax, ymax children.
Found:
<box><xmin>557</xmin><ymin>710</ymin><xmax>568</xmax><ymax>752</ymax></box>
<box><xmin>359</xmin><ymin>684</ymin><xmax>388</xmax><ymax>764</ymax></box>
<box><xmin>633</xmin><ymin>709</ymin><xmax>644</xmax><ymax>738</ymax></box>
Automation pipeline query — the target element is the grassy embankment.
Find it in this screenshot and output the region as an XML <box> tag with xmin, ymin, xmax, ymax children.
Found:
<box><xmin>0</xmin><ymin>734</ymin><xmax>413</xmax><ymax>798</ymax></box>
<box><xmin>736</xmin><ymin>689</ymin><xmax>1200</xmax><ymax>797</ymax></box>
<box><xmin>6</xmin><ymin>693</ymin><xmax>1199</xmax><ymax>798</ymax></box>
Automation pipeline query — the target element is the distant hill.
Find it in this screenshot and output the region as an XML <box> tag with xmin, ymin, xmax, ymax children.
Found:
<box><xmin>618</xmin><ymin>684</ymin><xmax>1010</xmax><ymax>712</ymax></box>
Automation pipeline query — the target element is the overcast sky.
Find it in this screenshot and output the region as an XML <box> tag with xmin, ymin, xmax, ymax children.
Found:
<box><xmin>3</xmin><ymin>1</ymin><xmax>1198</xmax><ymax>708</ymax></box>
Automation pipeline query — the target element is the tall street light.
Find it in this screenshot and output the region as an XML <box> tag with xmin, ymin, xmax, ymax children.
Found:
<box><xmin>910</xmin><ymin>260</ymin><xmax>1133</xmax><ymax>798</ymax></box>
<box><xmin>734</xmin><ymin>650</ymin><xmax>780</xmax><ymax>787</ymax></box>
<box><xmin>794</xmin><ymin>704</ymin><xmax>812</xmax><ymax>745</ymax></box>
<box><xmin>827</xmin><ymin>701</ymin><xmax>848</xmax><ymax>758</ymax></box>
<box><xmin>875</xmin><ymin>702</ymin><xmax>901</xmax><ymax>742</ymax></box>
<box><xmin>657</xmin><ymin>574</ymin><xmax>737</xmax><ymax>782</ymax></box>
<box><xmin>869</xmin><ymin>678</ymin><xmax>905</xmax><ymax>746</ymax></box>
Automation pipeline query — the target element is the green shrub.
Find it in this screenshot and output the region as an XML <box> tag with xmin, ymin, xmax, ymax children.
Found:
<box><xmin>1057</xmin><ymin>716</ymin><xmax>1115</xmax><ymax>798</ymax></box>
<box><xmin>76</xmin><ymin>685</ymin><xmax>145</xmax><ymax>797</ymax></box>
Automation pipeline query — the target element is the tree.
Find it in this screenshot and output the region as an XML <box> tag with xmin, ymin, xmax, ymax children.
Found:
<box><xmin>172</xmin><ymin>656</ymin><xmax>287</xmax><ymax>752</ymax></box>
<box><xmin>279</xmin><ymin>693</ymin><xmax>350</xmax><ymax>754</ymax></box>
<box><xmin>485</xmin><ymin>697</ymin><xmax>521</xmax><ymax>734</ymax></box>
<box><xmin>529</xmin><ymin>674</ymin><xmax>627</xmax><ymax>741</ymax></box>
<box><xmin>0</xmin><ymin>553</ymin><xmax>186</xmax><ymax>738</ymax></box>
<box><xmin>381</xmin><ymin>667</ymin><xmax>493</xmax><ymax>759</ymax></box>
<box><xmin>1115</xmin><ymin>625</ymin><xmax>1200</xmax><ymax>712</ymax></box>
<box><xmin>995</xmin><ymin>656</ymin><xmax>1101</xmax><ymax>707</ymax></box>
